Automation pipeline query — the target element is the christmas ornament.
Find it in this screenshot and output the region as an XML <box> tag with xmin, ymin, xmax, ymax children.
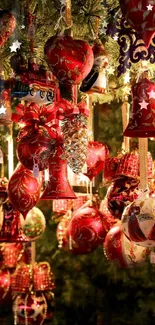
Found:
<box><xmin>73</xmin><ymin>195</ymin><xmax>89</xmax><ymax>211</ymax></box>
<box><xmin>120</xmin><ymin>0</ymin><xmax>155</xmax><ymax>47</ymax></box>
<box><xmin>84</xmin><ymin>141</ymin><xmax>109</xmax><ymax>180</ymax></box>
<box><xmin>44</xmin><ymin>34</ymin><xmax>94</xmax><ymax>85</ymax></box>
<box><xmin>0</xmin><ymin>269</ymin><xmax>11</xmax><ymax>301</ymax></box>
<box><xmin>62</xmin><ymin>108</ymin><xmax>89</xmax><ymax>174</ymax></box>
<box><xmin>123</xmin><ymin>77</ymin><xmax>155</xmax><ymax>138</ymax></box>
<box><xmin>68</xmin><ymin>206</ymin><xmax>106</xmax><ymax>254</ymax></box>
<box><xmin>115</xmin><ymin>152</ymin><xmax>139</xmax><ymax>179</ymax></box>
<box><xmin>103</xmin><ymin>157</ymin><xmax>119</xmax><ymax>183</ymax></box>
<box><xmin>33</xmin><ymin>262</ymin><xmax>55</xmax><ymax>291</ymax></box>
<box><xmin>0</xmin><ymin>177</ymin><xmax>8</xmax><ymax>206</ymax></box>
<box><xmin>10</xmin><ymin>40</ymin><xmax>22</xmax><ymax>52</ymax></box>
<box><xmin>11</xmin><ymin>263</ymin><xmax>32</xmax><ymax>294</ymax></box>
<box><xmin>122</xmin><ymin>195</ymin><xmax>155</xmax><ymax>247</ymax></box>
<box><xmin>0</xmin><ymin>243</ymin><xmax>24</xmax><ymax>269</ymax></box>
<box><xmin>0</xmin><ymin>90</ymin><xmax>12</xmax><ymax>125</ymax></box>
<box><xmin>0</xmin><ymin>9</ymin><xmax>16</xmax><ymax>48</ymax></box>
<box><xmin>56</xmin><ymin>214</ymin><xmax>71</xmax><ymax>248</ymax></box>
<box><xmin>41</xmin><ymin>148</ymin><xmax>76</xmax><ymax>200</ymax></box>
<box><xmin>13</xmin><ymin>292</ymin><xmax>47</xmax><ymax>325</ymax></box>
<box><xmin>8</xmin><ymin>165</ymin><xmax>42</xmax><ymax>218</ymax></box>
<box><xmin>107</xmin><ymin>176</ymin><xmax>139</xmax><ymax>219</ymax></box>
<box><xmin>104</xmin><ymin>223</ymin><xmax>149</xmax><ymax>268</ymax></box>
<box><xmin>20</xmin><ymin>207</ymin><xmax>46</xmax><ymax>240</ymax></box>
<box><xmin>80</xmin><ymin>39</ymin><xmax>108</xmax><ymax>94</ymax></box>
<box><xmin>53</xmin><ymin>199</ymin><xmax>73</xmax><ymax>215</ymax></box>
<box><xmin>100</xmin><ymin>198</ymin><xmax>116</xmax><ymax>231</ymax></box>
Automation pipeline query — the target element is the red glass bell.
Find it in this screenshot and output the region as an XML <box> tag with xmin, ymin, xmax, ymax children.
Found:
<box><xmin>41</xmin><ymin>149</ymin><xmax>76</xmax><ymax>200</ymax></box>
<box><xmin>123</xmin><ymin>77</ymin><xmax>155</xmax><ymax>138</ymax></box>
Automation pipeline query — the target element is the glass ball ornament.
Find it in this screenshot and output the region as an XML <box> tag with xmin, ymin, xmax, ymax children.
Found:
<box><xmin>20</xmin><ymin>207</ymin><xmax>46</xmax><ymax>240</ymax></box>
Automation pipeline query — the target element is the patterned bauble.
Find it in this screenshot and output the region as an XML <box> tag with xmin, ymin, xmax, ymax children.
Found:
<box><xmin>107</xmin><ymin>176</ymin><xmax>139</xmax><ymax>219</ymax></box>
<box><xmin>8</xmin><ymin>165</ymin><xmax>42</xmax><ymax>218</ymax></box>
<box><xmin>68</xmin><ymin>206</ymin><xmax>106</xmax><ymax>254</ymax></box>
<box><xmin>44</xmin><ymin>34</ymin><xmax>94</xmax><ymax>85</ymax></box>
<box><xmin>120</xmin><ymin>0</ymin><xmax>155</xmax><ymax>47</ymax></box>
<box><xmin>0</xmin><ymin>9</ymin><xmax>16</xmax><ymax>48</ymax></box>
<box><xmin>20</xmin><ymin>207</ymin><xmax>46</xmax><ymax>240</ymax></box>
<box><xmin>103</xmin><ymin>157</ymin><xmax>119</xmax><ymax>183</ymax></box>
<box><xmin>100</xmin><ymin>199</ymin><xmax>117</xmax><ymax>231</ymax></box>
<box><xmin>104</xmin><ymin>224</ymin><xmax>149</xmax><ymax>268</ymax></box>
<box><xmin>122</xmin><ymin>196</ymin><xmax>155</xmax><ymax>247</ymax></box>
<box><xmin>13</xmin><ymin>292</ymin><xmax>47</xmax><ymax>325</ymax></box>
<box><xmin>0</xmin><ymin>269</ymin><xmax>11</xmax><ymax>301</ymax></box>
<box><xmin>84</xmin><ymin>141</ymin><xmax>109</xmax><ymax>180</ymax></box>
<box><xmin>62</xmin><ymin>114</ymin><xmax>88</xmax><ymax>174</ymax></box>
<box><xmin>17</xmin><ymin>126</ymin><xmax>56</xmax><ymax>172</ymax></box>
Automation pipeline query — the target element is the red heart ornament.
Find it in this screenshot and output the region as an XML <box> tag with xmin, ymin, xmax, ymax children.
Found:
<box><xmin>120</xmin><ymin>0</ymin><xmax>155</xmax><ymax>47</ymax></box>
<box><xmin>44</xmin><ymin>34</ymin><xmax>94</xmax><ymax>85</ymax></box>
<box><xmin>0</xmin><ymin>10</ymin><xmax>16</xmax><ymax>48</ymax></box>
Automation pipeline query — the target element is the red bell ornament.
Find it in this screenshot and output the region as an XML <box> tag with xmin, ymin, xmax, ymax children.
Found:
<box><xmin>8</xmin><ymin>165</ymin><xmax>42</xmax><ymax>218</ymax></box>
<box><xmin>67</xmin><ymin>206</ymin><xmax>106</xmax><ymax>254</ymax></box>
<box><xmin>123</xmin><ymin>78</ymin><xmax>155</xmax><ymax>138</ymax></box>
<box><xmin>122</xmin><ymin>196</ymin><xmax>155</xmax><ymax>247</ymax></box>
<box><xmin>41</xmin><ymin>150</ymin><xmax>76</xmax><ymax>200</ymax></box>
<box><xmin>120</xmin><ymin>0</ymin><xmax>155</xmax><ymax>48</ymax></box>
<box><xmin>13</xmin><ymin>292</ymin><xmax>47</xmax><ymax>325</ymax></box>
<box><xmin>104</xmin><ymin>224</ymin><xmax>149</xmax><ymax>268</ymax></box>
<box><xmin>84</xmin><ymin>141</ymin><xmax>109</xmax><ymax>180</ymax></box>
<box><xmin>0</xmin><ymin>9</ymin><xmax>16</xmax><ymax>48</ymax></box>
<box><xmin>44</xmin><ymin>34</ymin><xmax>94</xmax><ymax>85</ymax></box>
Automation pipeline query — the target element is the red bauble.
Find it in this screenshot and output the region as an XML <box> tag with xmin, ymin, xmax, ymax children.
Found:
<box><xmin>84</xmin><ymin>141</ymin><xmax>109</xmax><ymax>180</ymax></box>
<box><xmin>13</xmin><ymin>292</ymin><xmax>47</xmax><ymax>325</ymax></box>
<box><xmin>0</xmin><ymin>10</ymin><xmax>16</xmax><ymax>48</ymax></box>
<box><xmin>0</xmin><ymin>269</ymin><xmax>11</xmax><ymax>302</ymax></box>
<box><xmin>8</xmin><ymin>165</ymin><xmax>42</xmax><ymax>218</ymax></box>
<box><xmin>104</xmin><ymin>224</ymin><xmax>149</xmax><ymax>268</ymax></box>
<box><xmin>107</xmin><ymin>176</ymin><xmax>139</xmax><ymax>219</ymax></box>
<box><xmin>44</xmin><ymin>34</ymin><xmax>94</xmax><ymax>85</ymax></box>
<box><xmin>68</xmin><ymin>206</ymin><xmax>106</xmax><ymax>254</ymax></box>
<box><xmin>120</xmin><ymin>0</ymin><xmax>155</xmax><ymax>47</ymax></box>
<box><xmin>17</xmin><ymin>126</ymin><xmax>56</xmax><ymax>171</ymax></box>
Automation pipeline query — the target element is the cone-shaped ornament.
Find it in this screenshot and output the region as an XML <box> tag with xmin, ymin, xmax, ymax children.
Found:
<box><xmin>41</xmin><ymin>148</ymin><xmax>76</xmax><ymax>200</ymax></box>
<box><xmin>123</xmin><ymin>77</ymin><xmax>155</xmax><ymax>138</ymax></box>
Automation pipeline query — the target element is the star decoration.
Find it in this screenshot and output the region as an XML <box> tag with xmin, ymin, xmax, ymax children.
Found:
<box><xmin>21</xmin><ymin>24</ymin><xmax>25</xmax><ymax>29</ymax></box>
<box><xmin>10</xmin><ymin>40</ymin><xmax>22</xmax><ymax>53</ymax></box>
<box><xmin>146</xmin><ymin>4</ymin><xmax>153</xmax><ymax>10</ymax></box>
<box><xmin>0</xmin><ymin>105</ymin><xmax>6</xmax><ymax>115</ymax></box>
<box><xmin>148</xmin><ymin>89</ymin><xmax>155</xmax><ymax>99</ymax></box>
<box><xmin>113</xmin><ymin>34</ymin><xmax>119</xmax><ymax>41</ymax></box>
<box><xmin>124</xmin><ymin>72</ymin><xmax>131</xmax><ymax>84</ymax></box>
<box><xmin>107</xmin><ymin>66</ymin><xmax>115</xmax><ymax>75</ymax></box>
<box><xmin>139</xmin><ymin>99</ymin><xmax>149</xmax><ymax>110</ymax></box>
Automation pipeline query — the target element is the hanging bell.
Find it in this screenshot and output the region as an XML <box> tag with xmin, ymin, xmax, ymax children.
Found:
<box><xmin>41</xmin><ymin>149</ymin><xmax>76</xmax><ymax>200</ymax></box>
<box><xmin>123</xmin><ymin>77</ymin><xmax>155</xmax><ymax>138</ymax></box>
<box><xmin>0</xmin><ymin>89</ymin><xmax>12</xmax><ymax>125</ymax></box>
<box><xmin>80</xmin><ymin>39</ymin><xmax>108</xmax><ymax>94</ymax></box>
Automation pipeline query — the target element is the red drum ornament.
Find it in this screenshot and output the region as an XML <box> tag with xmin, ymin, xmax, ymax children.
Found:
<box><xmin>0</xmin><ymin>10</ymin><xmax>16</xmax><ymax>48</ymax></box>
<box><xmin>68</xmin><ymin>206</ymin><xmax>106</xmax><ymax>254</ymax></box>
<box><xmin>13</xmin><ymin>292</ymin><xmax>47</xmax><ymax>325</ymax></box>
<box><xmin>122</xmin><ymin>196</ymin><xmax>155</xmax><ymax>247</ymax></box>
<box><xmin>53</xmin><ymin>199</ymin><xmax>72</xmax><ymax>214</ymax></box>
<box><xmin>20</xmin><ymin>207</ymin><xmax>46</xmax><ymax>240</ymax></box>
<box><xmin>41</xmin><ymin>150</ymin><xmax>76</xmax><ymax>200</ymax></box>
<box><xmin>0</xmin><ymin>243</ymin><xmax>23</xmax><ymax>269</ymax></box>
<box><xmin>44</xmin><ymin>34</ymin><xmax>94</xmax><ymax>85</ymax></box>
<box><xmin>123</xmin><ymin>78</ymin><xmax>155</xmax><ymax>138</ymax></box>
<box><xmin>84</xmin><ymin>141</ymin><xmax>109</xmax><ymax>180</ymax></box>
<box><xmin>115</xmin><ymin>152</ymin><xmax>139</xmax><ymax>179</ymax></box>
<box><xmin>8</xmin><ymin>165</ymin><xmax>42</xmax><ymax>218</ymax></box>
<box><xmin>107</xmin><ymin>176</ymin><xmax>139</xmax><ymax>219</ymax></box>
<box><xmin>104</xmin><ymin>224</ymin><xmax>149</xmax><ymax>268</ymax></box>
<box><xmin>120</xmin><ymin>0</ymin><xmax>155</xmax><ymax>48</ymax></box>
<box><xmin>33</xmin><ymin>262</ymin><xmax>55</xmax><ymax>292</ymax></box>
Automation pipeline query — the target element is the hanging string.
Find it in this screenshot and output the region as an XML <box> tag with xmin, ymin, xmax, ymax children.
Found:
<box><xmin>8</xmin><ymin>126</ymin><xmax>14</xmax><ymax>179</ymax></box>
<box><xmin>121</xmin><ymin>100</ymin><xmax>130</xmax><ymax>152</ymax></box>
<box><xmin>138</xmin><ymin>138</ymin><xmax>148</xmax><ymax>192</ymax></box>
<box><xmin>31</xmin><ymin>241</ymin><xmax>36</xmax><ymax>266</ymax></box>
<box><xmin>64</xmin><ymin>0</ymin><xmax>72</xmax><ymax>28</ymax></box>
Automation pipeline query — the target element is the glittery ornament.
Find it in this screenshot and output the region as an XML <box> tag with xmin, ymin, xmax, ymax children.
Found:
<box><xmin>0</xmin><ymin>269</ymin><xmax>11</xmax><ymax>302</ymax></box>
<box><xmin>33</xmin><ymin>262</ymin><xmax>55</xmax><ymax>291</ymax></box>
<box><xmin>20</xmin><ymin>207</ymin><xmax>46</xmax><ymax>240</ymax></box>
<box><xmin>104</xmin><ymin>223</ymin><xmax>149</xmax><ymax>268</ymax></box>
<box><xmin>62</xmin><ymin>114</ymin><xmax>88</xmax><ymax>174</ymax></box>
<box><xmin>0</xmin><ymin>243</ymin><xmax>24</xmax><ymax>269</ymax></box>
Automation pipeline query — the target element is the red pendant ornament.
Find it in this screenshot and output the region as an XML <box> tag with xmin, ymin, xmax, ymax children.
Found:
<box><xmin>107</xmin><ymin>176</ymin><xmax>139</xmax><ymax>219</ymax></box>
<box><xmin>0</xmin><ymin>10</ymin><xmax>16</xmax><ymax>48</ymax></box>
<box><xmin>41</xmin><ymin>149</ymin><xmax>76</xmax><ymax>200</ymax></box>
<box><xmin>123</xmin><ymin>78</ymin><xmax>155</xmax><ymax>138</ymax></box>
<box><xmin>104</xmin><ymin>224</ymin><xmax>149</xmax><ymax>268</ymax></box>
<box><xmin>120</xmin><ymin>0</ymin><xmax>155</xmax><ymax>48</ymax></box>
<box><xmin>84</xmin><ymin>141</ymin><xmax>109</xmax><ymax>180</ymax></box>
<box><xmin>122</xmin><ymin>196</ymin><xmax>155</xmax><ymax>247</ymax></box>
<box><xmin>44</xmin><ymin>34</ymin><xmax>94</xmax><ymax>85</ymax></box>
<box><xmin>8</xmin><ymin>165</ymin><xmax>42</xmax><ymax>218</ymax></box>
<box><xmin>67</xmin><ymin>206</ymin><xmax>106</xmax><ymax>254</ymax></box>
<box><xmin>13</xmin><ymin>292</ymin><xmax>47</xmax><ymax>325</ymax></box>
